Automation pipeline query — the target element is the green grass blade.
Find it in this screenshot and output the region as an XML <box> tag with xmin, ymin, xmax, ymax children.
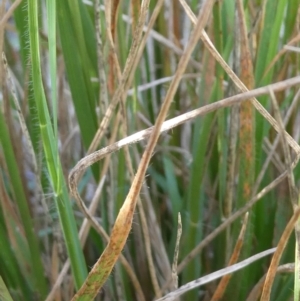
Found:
<box><xmin>0</xmin><ymin>276</ymin><xmax>14</xmax><ymax>301</ymax></box>
<box><xmin>182</xmin><ymin>110</ymin><xmax>216</xmax><ymax>300</ymax></box>
<box><xmin>46</xmin><ymin>0</ymin><xmax>60</xmax><ymax>195</ymax></box>
<box><xmin>57</xmin><ymin>1</ymin><xmax>98</xmax><ymax>150</ymax></box>
<box><xmin>0</xmin><ymin>206</ymin><xmax>32</xmax><ymax>297</ymax></box>
<box><xmin>27</xmin><ymin>0</ymin><xmax>88</xmax><ymax>289</ymax></box>
<box><xmin>46</xmin><ymin>0</ymin><xmax>57</xmax><ymax>139</ymax></box>
<box><xmin>0</xmin><ymin>109</ymin><xmax>47</xmax><ymax>298</ymax></box>
<box><xmin>255</xmin><ymin>0</ymin><xmax>286</xmax><ymax>85</ymax></box>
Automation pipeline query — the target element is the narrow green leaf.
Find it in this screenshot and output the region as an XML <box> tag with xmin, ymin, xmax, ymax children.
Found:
<box><xmin>0</xmin><ymin>276</ymin><xmax>14</xmax><ymax>301</ymax></box>
<box><xmin>0</xmin><ymin>109</ymin><xmax>47</xmax><ymax>297</ymax></box>
<box><xmin>27</xmin><ymin>0</ymin><xmax>88</xmax><ymax>289</ymax></box>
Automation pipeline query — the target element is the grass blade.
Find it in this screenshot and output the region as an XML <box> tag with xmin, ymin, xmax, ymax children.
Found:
<box><xmin>27</xmin><ymin>0</ymin><xmax>88</xmax><ymax>289</ymax></box>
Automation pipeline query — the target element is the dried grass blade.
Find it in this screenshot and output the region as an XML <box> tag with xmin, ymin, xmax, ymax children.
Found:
<box><xmin>246</xmin><ymin>263</ymin><xmax>295</xmax><ymax>301</ymax></box>
<box><xmin>179</xmin><ymin>0</ymin><xmax>300</xmax><ymax>156</ymax></box>
<box><xmin>260</xmin><ymin>207</ymin><xmax>300</xmax><ymax>301</ymax></box>
<box><xmin>70</xmin><ymin>0</ymin><xmax>215</xmax><ymax>299</ymax></box>
<box><xmin>172</xmin><ymin>213</ymin><xmax>182</xmax><ymax>291</ymax></box>
<box><xmin>157</xmin><ymin>248</ymin><xmax>276</xmax><ymax>301</ymax></box>
<box><xmin>237</xmin><ymin>0</ymin><xmax>255</xmax><ymax>201</ymax></box>
<box><xmin>161</xmin><ymin>153</ymin><xmax>300</xmax><ymax>292</ymax></box>
<box><xmin>269</xmin><ymin>87</ymin><xmax>300</xmax><ymax>301</ymax></box>
<box><xmin>0</xmin><ymin>0</ymin><xmax>22</xmax><ymax>29</ymax></box>
<box><xmin>210</xmin><ymin>213</ymin><xmax>249</xmax><ymax>301</ymax></box>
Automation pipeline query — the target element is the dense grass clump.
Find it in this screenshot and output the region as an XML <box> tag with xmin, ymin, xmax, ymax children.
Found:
<box><xmin>1</xmin><ymin>0</ymin><xmax>300</xmax><ymax>300</ymax></box>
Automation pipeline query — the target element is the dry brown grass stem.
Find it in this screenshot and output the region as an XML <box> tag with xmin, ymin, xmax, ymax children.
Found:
<box><xmin>269</xmin><ymin>88</ymin><xmax>298</xmax><ymax>206</ymax></box>
<box><xmin>118</xmin><ymin>1</ymin><xmax>166</xmax><ymax>294</ymax></box>
<box><xmin>70</xmin><ymin>0</ymin><xmax>215</xmax><ymax>298</ymax></box>
<box><xmin>161</xmin><ymin>153</ymin><xmax>300</xmax><ymax>292</ymax></box>
<box><xmin>179</xmin><ymin>0</ymin><xmax>300</xmax><ymax>155</ymax></box>
<box><xmin>263</xmin><ymin>32</ymin><xmax>300</xmax><ymax>79</ymax></box>
<box><xmin>102</xmin><ymin>2</ymin><xmax>161</xmax><ymax>294</ymax></box>
<box><xmin>94</xmin><ymin>0</ymin><xmax>109</xmax><ymax>121</ymax></box>
<box><xmin>127</xmin><ymin>73</ymin><xmax>202</xmax><ymax>95</ymax></box>
<box><xmin>107</xmin><ymin>0</ymin><xmax>166</xmax><ymax>296</ymax></box>
<box><xmin>120</xmin><ymin>12</ymin><xmax>202</xmax><ymax>70</ymax></box>
<box><xmin>260</xmin><ymin>207</ymin><xmax>300</xmax><ymax>301</ymax></box>
<box><xmin>121</xmin><ymin>125</ymin><xmax>163</xmax><ymax>297</ymax></box>
<box><xmin>172</xmin><ymin>213</ymin><xmax>182</xmax><ymax>291</ymax></box>
<box><xmin>70</xmin><ymin>77</ymin><xmax>300</xmax><ymax>195</ymax></box>
<box><xmin>69</xmin><ymin>0</ymin><xmax>154</xmax><ymax>266</ymax></box>
<box><xmin>87</xmin><ymin>0</ymin><xmax>151</xmax><ymax>155</ymax></box>
<box><xmin>68</xmin><ymin>1</ymin><xmax>300</xmax><ymax>298</ymax></box>
<box><xmin>253</xmin><ymin>88</ymin><xmax>300</xmax><ymax>195</ymax></box>
<box><xmin>73</xmin><ymin>0</ymin><xmax>156</xmax><ymax>292</ymax></box>
<box><xmin>0</xmin><ymin>1</ymin><xmax>5</xmax><ymax>68</ymax></box>
<box><xmin>69</xmin><ymin>79</ymin><xmax>300</xmax><ymax>261</ymax></box>
<box><xmin>47</xmin><ymin>114</ymin><xmax>146</xmax><ymax>301</ymax></box>
<box><xmin>46</xmin><ymin>175</ymin><xmax>105</xmax><ymax>301</ymax></box>
<box><xmin>156</xmin><ymin>248</ymin><xmax>277</xmax><ymax>301</ymax></box>
<box><xmin>223</xmin><ymin>103</ymin><xmax>239</xmax><ymax>259</ymax></box>
<box><xmin>246</xmin><ymin>263</ymin><xmax>294</xmax><ymax>301</ymax></box>
<box><xmin>70</xmin><ymin>1</ymin><xmax>165</xmax><ymax>296</ymax></box>
<box><xmin>210</xmin><ymin>213</ymin><xmax>249</xmax><ymax>301</ymax></box>
<box><xmin>270</xmin><ymin>90</ymin><xmax>297</xmax><ymax>203</ymax></box>
<box><xmin>68</xmin><ymin>29</ymin><xmax>300</xmax><ymax>301</ymax></box>
<box><xmin>237</xmin><ymin>0</ymin><xmax>255</xmax><ymax>201</ymax></box>
<box><xmin>0</xmin><ymin>0</ymin><xmax>22</xmax><ymax>29</ymax></box>
<box><xmin>125</xmin><ymin>0</ymin><xmax>165</xmax><ymax>98</ymax></box>
<box><xmin>117</xmin><ymin>2</ymin><xmax>167</xmax><ymax>296</ymax></box>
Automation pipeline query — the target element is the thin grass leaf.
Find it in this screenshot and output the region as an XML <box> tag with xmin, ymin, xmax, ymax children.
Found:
<box><xmin>0</xmin><ymin>276</ymin><xmax>14</xmax><ymax>301</ymax></box>
<box><xmin>46</xmin><ymin>0</ymin><xmax>57</xmax><ymax>139</ymax></box>
<box><xmin>27</xmin><ymin>0</ymin><xmax>88</xmax><ymax>289</ymax></box>
<box><xmin>70</xmin><ymin>1</ymin><xmax>215</xmax><ymax>299</ymax></box>
<box><xmin>2</xmin><ymin>1</ymin><xmax>300</xmax><ymax>300</ymax></box>
<box><xmin>211</xmin><ymin>213</ymin><xmax>249</xmax><ymax>301</ymax></box>
<box><xmin>0</xmin><ymin>202</ymin><xmax>31</xmax><ymax>297</ymax></box>
<box><xmin>57</xmin><ymin>0</ymin><xmax>98</xmax><ymax>151</ymax></box>
<box><xmin>157</xmin><ymin>248</ymin><xmax>277</xmax><ymax>301</ymax></box>
<box><xmin>261</xmin><ymin>207</ymin><xmax>300</xmax><ymax>301</ymax></box>
<box><xmin>0</xmin><ymin>108</ymin><xmax>47</xmax><ymax>297</ymax></box>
